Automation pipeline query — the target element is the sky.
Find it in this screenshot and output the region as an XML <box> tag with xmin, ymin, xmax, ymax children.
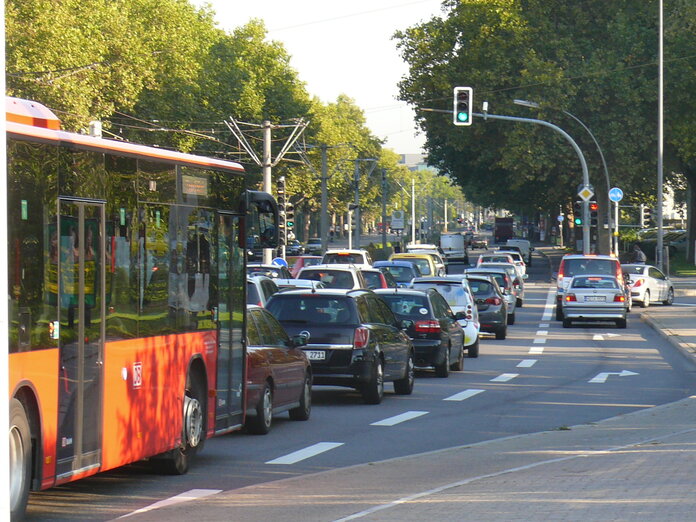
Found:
<box><xmin>189</xmin><ymin>0</ymin><xmax>445</xmax><ymax>154</ymax></box>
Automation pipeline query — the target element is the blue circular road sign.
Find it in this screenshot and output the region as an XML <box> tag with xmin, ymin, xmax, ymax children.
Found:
<box><xmin>272</xmin><ymin>257</ymin><xmax>288</xmax><ymax>267</ymax></box>
<box><xmin>609</xmin><ymin>187</ymin><xmax>624</xmax><ymax>202</ymax></box>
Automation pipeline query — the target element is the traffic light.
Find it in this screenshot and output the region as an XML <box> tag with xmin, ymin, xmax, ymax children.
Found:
<box><xmin>640</xmin><ymin>205</ymin><xmax>652</xmax><ymax>228</ymax></box>
<box><xmin>277</xmin><ymin>177</ymin><xmax>286</xmax><ymax>245</ymax></box>
<box><xmin>286</xmin><ymin>203</ymin><xmax>295</xmax><ymax>231</ymax></box>
<box><xmin>453</xmin><ymin>86</ymin><xmax>473</xmax><ymax>126</ymax></box>
<box><xmin>589</xmin><ymin>201</ymin><xmax>598</xmax><ymax>227</ymax></box>
<box><xmin>348</xmin><ymin>203</ymin><xmax>358</xmax><ymax>230</ymax></box>
<box><xmin>573</xmin><ymin>201</ymin><xmax>583</xmax><ymax>226</ymax></box>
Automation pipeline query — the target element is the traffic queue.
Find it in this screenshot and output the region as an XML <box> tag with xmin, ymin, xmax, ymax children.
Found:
<box><xmin>243</xmin><ymin>241</ymin><xmax>530</xmax><ymax>434</ymax></box>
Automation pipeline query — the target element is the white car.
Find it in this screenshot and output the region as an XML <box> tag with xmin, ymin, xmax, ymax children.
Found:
<box><xmin>621</xmin><ymin>264</ymin><xmax>674</xmax><ymax>307</ymax></box>
<box><xmin>561</xmin><ymin>274</ymin><xmax>628</xmax><ymax>328</ymax></box>
<box><xmin>321</xmin><ymin>249</ymin><xmax>373</xmax><ymax>268</ymax></box>
<box><xmin>506</xmin><ymin>239</ymin><xmax>533</xmax><ymax>265</ymax></box>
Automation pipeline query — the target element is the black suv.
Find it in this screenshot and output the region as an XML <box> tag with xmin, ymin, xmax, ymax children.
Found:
<box><xmin>375</xmin><ymin>288</ymin><xmax>466</xmax><ymax>377</ymax></box>
<box><xmin>266</xmin><ymin>289</ymin><xmax>415</xmax><ymax>404</ymax></box>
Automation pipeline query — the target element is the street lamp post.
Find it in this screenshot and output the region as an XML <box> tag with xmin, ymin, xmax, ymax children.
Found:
<box><xmin>514</xmin><ymin>99</ymin><xmax>614</xmax><ymax>255</ymax></box>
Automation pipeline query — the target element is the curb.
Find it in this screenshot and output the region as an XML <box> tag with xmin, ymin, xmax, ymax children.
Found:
<box><xmin>641</xmin><ymin>311</ymin><xmax>696</xmax><ymax>362</ymax></box>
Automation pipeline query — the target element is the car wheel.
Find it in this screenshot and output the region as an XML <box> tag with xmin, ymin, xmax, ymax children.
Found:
<box><xmin>508</xmin><ymin>311</ymin><xmax>516</xmax><ymax>325</ymax></box>
<box><xmin>641</xmin><ymin>291</ymin><xmax>650</xmax><ymax>308</ymax></box>
<box><xmin>562</xmin><ymin>318</ymin><xmax>572</xmax><ymax>328</ymax></box>
<box><xmin>663</xmin><ymin>288</ymin><xmax>674</xmax><ymax>306</ymax></box>
<box><xmin>435</xmin><ymin>346</ymin><xmax>450</xmax><ymax>378</ymax></box>
<box><xmin>289</xmin><ymin>374</ymin><xmax>312</xmax><ymax>421</ymax></box>
<box><xmin>394</xmin><ymin>352</ymin><xmax>415</xmax><ymax>395</ymax></box>
<box><xmin>362</xmin><ymin>358</ymin><xmax>384</xmax><ymax>404</ymax></box>
<box><xmin>247</xmin><ymin>382</ymin><xmax>273</xmax><ymax>434</ymax></box>
<box><xmin>495</xmin><ymin>326</ymin><xmax>507</xmax><ymax>340</ymax></box>
<box><xmin>467</xmin><ymin>337</ymin><xmax>479</xmax><ymax>358</ymax></box>
<box><xmin>555</xmin><ymin>305</ymin><xmax>564</xmax><ymax>321</ymax></box>
<box><xmin>450</xmin><ymin>344</ymin><xmax>464</xmax><ymax>371</ymax></box>
<box><xmin>616</xmin><ymin>318</ymin><xmax>627</xmax><ymax>329</ymax></box>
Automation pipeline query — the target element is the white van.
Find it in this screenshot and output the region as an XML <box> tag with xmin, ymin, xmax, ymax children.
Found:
<box><xmin>506</xmin><ymin>239</ymin><xmax>533</xmax><ymax>265</ymax></box>
<box><xmin>440</xmin><ymin>233</ymin><xmax>468</xmax><ymax>261</ymax></box>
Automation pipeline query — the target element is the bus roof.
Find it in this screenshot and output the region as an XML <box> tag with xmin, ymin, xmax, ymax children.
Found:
<box><xmin>6</xmin><ymin>96</ymin><xmax>244</xmax><ymax>174</ymax></box>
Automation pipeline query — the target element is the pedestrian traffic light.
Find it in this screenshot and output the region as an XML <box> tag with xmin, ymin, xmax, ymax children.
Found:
<box><xmin>277</xmin><ymin>177</ymin><xmax>287</xmax><ymax>245</ymax></box>
<box><xmin>453</xmin><ymin>86</ymin><xmax>473</xmax><ymax>126</ymax></box>
<box><xmin>640</xmin><ymin>205</ymin><xmax>652</xmax><ymax>228</ymax></box>
<box><xmin>589</xmin><ymin>201</ymin><xmax>598</xmax><ymax>227</ymax></box>
<box><xmin>573</xmin><ymin>201</ymin><xmax>583</xmax><ymax>226</ymax></box>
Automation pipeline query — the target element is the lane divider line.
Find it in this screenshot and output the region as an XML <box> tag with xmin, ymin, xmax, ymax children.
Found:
<box><xmin>535</xmin><ymin>330</ymin><xmax>548</xmax><ymax>336</ymax></box>
<box><xmin>443</xmin><ymin>389</ymin><xmax>485</xmax><ymax>402</ymax></box>
<box><xmin>371</xmin><ymin>411</ymin><xmax>429</xmax><ymax>427</ymax></box>
<box><xmin>529</xmin><ymin>346</ymin><xmax>544</xmax><ymax>355</ymax></box>
<box><xmin>118</xmin><ymin>489</ymin><xmax>222</xmax><ymax>519</ymax></box>
<box><xmin>517</xmin><ymin>359</ymin><xmax>537</xmax><ymax>368</ymax></box>
<box><xmin>533</xmin><ymin>337</ymin><xmax>547</xmax><ymax>344</ymax></box>
<box><xmin>266</xmin><ymin>442</ymin><xmax>344</xmax><ymax>465</ymax></box>
<box><xmin>541</xmin><ymin>288</ymin><xmax>556</xmax><ymax>321</ymax></box>
<box><xmin>490</xmin><ymin>373</ymin><xmax>518</xmax><ymax>382</ymax></box>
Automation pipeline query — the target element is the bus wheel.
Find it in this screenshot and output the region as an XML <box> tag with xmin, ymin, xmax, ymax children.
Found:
<box><xmin>10</xmin><ymin>398</ymin><xmax>32</xmax><ymax>520</ymax></box>
<box><xmin>151</xmin><ymin>373</ymin><xmax>205</xmax><ymax>475</ymax></box>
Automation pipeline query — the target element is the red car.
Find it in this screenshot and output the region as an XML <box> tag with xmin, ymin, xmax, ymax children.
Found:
<box><xmin>290</xmin><ymin>255</ymin><xmax>323</xmax><ymax>278</ymax></box>
<box><xmin>245</xmin><ymin>306</ymin><xmax>312</xmax><ymax>434</ymax></box>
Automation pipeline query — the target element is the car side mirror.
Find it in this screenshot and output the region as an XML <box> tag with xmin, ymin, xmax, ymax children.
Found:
<box><xmin>289</xmin><ymin>334</ymin><xmax>308</xmax><ymax>348</ymax></box>
<box><xmin>454</xmin><ymin>311</ymin><xmax>468</xmax><ymax>321</ymax></box>
<box><xmin>523</xmin><ymin>274</ymin><xmax>528</xmax><ymax>280</ymax></box>
<box><xmin>551</xmin><ymin>272</ymin><xmax>558</xmax><ymax>281</ymax></box>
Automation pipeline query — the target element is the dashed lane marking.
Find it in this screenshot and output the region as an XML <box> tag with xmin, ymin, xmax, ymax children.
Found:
<box><xmin>266</xmin><ymin>442</ymin><xmax>345</xmax><ymax>465</ymax></box>
<box><xmin>517</xmin><ymin>359</ymin><xmax>537</xmax><ymax>368</ymax></box>
<box><xmin>490</xmin><ymin>373</ymin><xmax>518</xmax><ymax>382</ymax></box>
<box><xmin>371</xmin><ymin>411</ymin><xmax>429</xmax><ymax>427</ymax></box>
<box><xmin>443</xmin><ymin>389</ymin><xmax>485</xmax><ymax>401</ymax></box>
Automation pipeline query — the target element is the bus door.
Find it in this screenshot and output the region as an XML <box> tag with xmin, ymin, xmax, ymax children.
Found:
<box><xmin>56</xmin><ymin>199</ymin><xmax>105</xmax><ymax>480</ymax></box>
<box><xmin>214</xmin><ymin>212</ymin><xmax>246</xmax><ymax>433</ymax></box>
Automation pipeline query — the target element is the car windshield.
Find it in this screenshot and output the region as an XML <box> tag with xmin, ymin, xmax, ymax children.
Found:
<box><xmin>412</xmin><ymin>283</ymin><xmax>469</xmax><ymax>307</ymax></box>
<box><xmin>301</xmin><ymin>269</ymin><xmax>354</xmax><ymax>289</ymax></box>
<box><xmin>362</xmin><ymin>271</ymin><xmax>382</xmax><ymax>289</ymax></box>
<box><xmin>379</xmin><ymin>294</ymin><xmax>430</xmax><ymax>319</ymax></box>
<box><xmin>622</xmin><ymin>265</ymin><xmax>646</xmax><ymax>275</ymax></box>
<box><xmin>571</xmin><ymin>276</ymin><xmax>619</xmax><ymax>289</ymax></box>
<box><xmin>403</xmin><ymin>258</ymin><xmax>431</xmax><ymax>275</ymax></box>
<box><xmin>248</xmin><ymin>266</ymin><xmax>283</xmax><ymax>278</ymax></box>
<box><xmin>481</xmin><ymin>256</ymin><xmax>511</xmax><ymax>263</ymax></box>
<box><xmin>267</xmin><ymin>296</ymin><xmax>357</xmax><ymax>324</ymax></box>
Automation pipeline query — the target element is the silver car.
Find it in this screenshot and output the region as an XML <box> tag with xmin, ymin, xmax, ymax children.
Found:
<box><xmin>621</xmin><ymin>264</ymin><xmax>674</xmax><ymax>308</ymax></box>
<box><xmin>561</xmin><ymin>275</ymin><xmax>627</xmax><ymax>328</ymax></box>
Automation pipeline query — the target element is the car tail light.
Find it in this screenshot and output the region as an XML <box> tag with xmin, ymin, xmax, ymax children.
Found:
<box><xmin>615</xmin><ymin>263</ymin><xmax>623</xmax><ymax>284</ymax></box>
<box><xmin>354</xmin><ymin>327</ymin><xmax>370</xmax><ymax>349</ymax></box>
<box><xmin>484</xmin><ymin>297</ymin><xmax>501</xmax><ymax>306</ymax></box>
<box><xmin>633</xmin><ymin>278</ymin><xmax>644</xmax><ymax>287</ymax></box>
<box><xmin>558</xmin><ymin>260</ymin><xmax>565</xmax><ymax>280</ymax></box>
<box><xmin>614</xmin><ymin>293</ymin><xmax>626</xmax><ymax>302</ymax></box>
<box><xmin>565</xmin><ymin>293</ymin><xmax>577</xmax><ymax>302</ymax></box>
<box><xmin>513</xmin><ymin>280</ymin><xmax>520</xmax><ymax>288</ymax></box>
<box><xmin>415</xmin><ymin>320</ymin><xmax>441</xmax><ymax>332</ymax></box>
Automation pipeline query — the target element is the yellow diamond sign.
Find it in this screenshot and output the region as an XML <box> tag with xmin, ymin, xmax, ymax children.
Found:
<box><xmin>578</xmin><ymin>186</ymin><xmax>594</xmax><ymax>202</ymax></box>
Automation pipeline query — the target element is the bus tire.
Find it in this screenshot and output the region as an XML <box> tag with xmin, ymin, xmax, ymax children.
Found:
<box><xmin>10</xmin><ymin>398</ymin><xmax>32</xmax><ymax>521</ymax></box>
<box><xmin>151</xmin><ymin>371</ymin><xmax>206</xmax><ymax>475</ymax></box>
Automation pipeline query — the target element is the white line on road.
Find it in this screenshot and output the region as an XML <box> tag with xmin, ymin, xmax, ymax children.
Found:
<box><xmin>533</xmin><ymin>337</ymin><xmax>547</xmax><ymax>344</ymax></box>
<box><xmin>529</xmin><ymin>346</ymin><xmax>545</xmax><ymax>354</ymax></box>
<box><xmin>589</xmin><ymin>370</ymin><xmax>639</xmax><ymax>383</ymax></box>
<box><xmin>535</xmin><ymin>330</ymin><xmax>548</xmax><ymax>336</ymax></box>
<box><xmin>371</xmin><ymin>411</ymin><xmax>429</xmax><ymax>426</ymax></box>
<box><xmin>539</xmin><ymin>323</ymin><xmax>550</xmax><ymax>328</ymax></box>
<box><xmin>118</xmin><ymin>489</ymin><xmax>222</xmax><ymax>519</ymax></box>
<box><xmin>517</xmin><ymin>359</ymin><xmax>537</xmax><ymax>368</ymax></box>
<box><xmin>266</xmin><ymin>442</ymin><xmax>344</xmax><ymax>465</ymax></box>
<box><xmin>541</xmin><ymin>289</ymin><xmax>556</xmax><ymax>321</ymax></box>
<box><xmin>491</xmin><ymin>373</ymin><xmax>518</xmax><ymax>382</ymax></box>
<box><xmin>443</xmin><ymin>389</ymin><xmax>485</xmax><ymax>401</ymax></box>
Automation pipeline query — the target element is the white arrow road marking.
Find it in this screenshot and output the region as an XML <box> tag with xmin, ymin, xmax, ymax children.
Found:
<box><xmin>118</xmin><ymin>489</ymin><xmax>222</xmax><ymax>518</ymax></box>
<box><xmin>491</xmin><ymin>373</ymin><xmax>519</xmax><ymax>382</ymax></box>
<box><xmin>444</xmin><ymin>389</ymin><xmax>485</xmax><ymax>401</ymax></box>
<box><xmin>517</xmin><ymin>359</ymin><xmax>537</xmax><ymax>368</ymax></box>
<box><xmin>589</xmin><ymin>370</ymin><xmax>639</xmax><ymax>383</ymax></box>
<box><xmin>266</xmin><ymin>442</ymin><xmax>344</xmax><ymax>465</ymax></box>
<box><xmin>529</xmin><ymin>346</ymin><xmax>545</xmax><ymax>354</ymax></box>
<box><xmin>371</xmin><ymin>411</ymin><xmax>428</xmax><ymax>426</ymax></box>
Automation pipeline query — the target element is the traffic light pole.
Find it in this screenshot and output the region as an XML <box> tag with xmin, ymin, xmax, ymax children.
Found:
<box><xmin>472</xmin><ymin>111</ymin><xmax>591</xmax><ymax>254</ymax></box>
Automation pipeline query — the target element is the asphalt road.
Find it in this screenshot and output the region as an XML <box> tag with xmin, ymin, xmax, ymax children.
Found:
<box><xmin>25</xmin><ymin>248</ymin><xmax>696</xmax><ymax>521</ymax></box>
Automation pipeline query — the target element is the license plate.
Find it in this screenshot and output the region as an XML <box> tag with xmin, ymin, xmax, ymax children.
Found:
<box><xmin>305</xmin><ymin>350</ymin><xmax>326</xmax><ymax>361</ymax></box>
<box><xmin>584</xmin><ymin>295</ymin><xmax>606</xmax><ymax>302</ymax></box>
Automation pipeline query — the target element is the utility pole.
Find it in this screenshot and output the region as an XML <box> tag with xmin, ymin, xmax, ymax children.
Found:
<box><xmin>354</xmin><ymin>161</ymin><xmax>360</xmax><ymax>248</ymax></box>
<box><xmin>262</xmin><ymin>121</ymin><xmax>272</xmax><ymax>262</ymax></box>
<box><xmin>381</xmin><ymin>169</ymin><xmax>387</xmax><ymax>249</ymax></box>
<box><xmin>320</xmin><ymin>145</ymin><xmax>329</xmax><ymax>252</ymax></box>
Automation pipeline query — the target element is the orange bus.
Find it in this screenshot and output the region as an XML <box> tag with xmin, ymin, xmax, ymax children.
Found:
<box><xmin>7</xmin><ymin>97</ymin><xmax>279</xmax><ymax>519</ymax></box>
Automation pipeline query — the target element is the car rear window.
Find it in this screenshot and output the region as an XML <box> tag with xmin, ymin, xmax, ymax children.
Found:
<box><xmin>379</xmin><ymin>294</ymin><xmax>430</xmax><ymax>319</ymax></box>
<box><xmin>622</xmin><ymin>265</ymin><xmax>646</xmax><ymax>275</ymax></box>
<box><xmin>267</xmin><ymin>295</ymin><xmax>357</xmax><ymax>324</ymax></box>
<box><xmin>571</xmin><ymin>276</ymin><xmax>619</xmax><ymax>289</ymax></box>
<box><xmin>467</xmin><ymin>280</ymin><xmax>494</xmax><ymax>295</ymax></box>
<box><xmin>469</xmin><ymin>272</ymin><xmax>507</xmax><ymax>288</ymax></box>
<box><xmin>563</xmin><ymin>258</ymin><xmax>617</xmax><ymax>277</ymax></box>
<box><xmin>300</xmin><ymin>269</ymin><xmax>355</xmax><ymax>289</ymax></box>
<box><xmin>362</xmin><ymin>271</ymin><xmax>383</xmax><ymax>289</ymax></box>
<box><xmin>482</xmin><ymin>255</ymin><xmax>511</xmax><ymax>263</ymax></box>
<box><xmin>323</xmin><ymin>253</ymin><xmax>365</xmax><ymax>264</ymax></box>
<box><xmin>411</xmin><ymin>283</ymin><xmax>469</xmax><ymax>307</ymax></box>
<box><xmin>246</xmin><ymin>282</ymin><xmax>260</xmax><ymax>305</ymax></box>
<box><xmin>400</xmin><ymin>258</ymin><xmax>431</xmax><ymax>275</ymax></box>
<box><xmin>384</xmin><ymin>266</ymin><xmax>415</xmax><ymax>282</ymax></box>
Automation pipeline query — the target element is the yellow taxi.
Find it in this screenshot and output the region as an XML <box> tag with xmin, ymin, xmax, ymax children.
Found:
<box><xmin>389</xmin><ymin>252</ymin><xmax>442</xmax><ymax>277</ymax></box>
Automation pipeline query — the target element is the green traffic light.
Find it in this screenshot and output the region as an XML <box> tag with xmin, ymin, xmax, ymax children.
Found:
<box><xmin>457</xmin><ymin>112</ymin><xmax>469</xmax><ymax>122</ymax></box>
<box><xmin>574</xmin><ymin>217</ymin><xmax>583</xmax><ymax>226</ymax></box>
